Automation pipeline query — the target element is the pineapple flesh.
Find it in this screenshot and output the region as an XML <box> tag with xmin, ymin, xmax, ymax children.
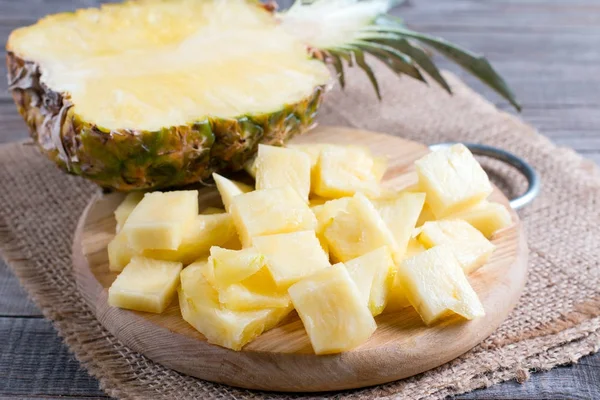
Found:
<box><xmin>114</xmin><ymin>192</ymin><xmax>144</xmax><ymax>232</ymax></box>
<box><xmin>448</xmin><ymin>200</ymin><xmax>512</xmax><ymax>238</ymax></box>
<box><xmin>255</xmin><ymin>144</ymin><xmax>312</xmax><ymax>202</ymax></box>
<box><xmin>213</xmin><ymin>173</ymin><xmax>253</xmax><ymax>213</ymax></box>
<box><xmin>108</xmin><ymin>256</ymin><xmax>182</xmax><ymax>313</ymax></box>
<box><xmin>417</xmin><ymin>220</ymin><xmax>496</xmax><ymax>275</ymax></box>
<box><xmin>397</xmin><ymin>246</ymin><xmax>485</xmax><ymax>325</ymax></box>
<box><xmin>209</xmin><ymin>247</ymin><xmax>265</xmax><ymax>288</ymax></box>
<box><xmin>288</xmin><ymin>263</ymin><xmax>377</xmax><ymax>355</ymax></box>
<box><xmin>218</xmin><ymin>267</ymin><xmax>291</xmax><ymax>311</ymax></box>
<box><xmin>123</xmin><ymin>190</ymin><xmax>198</xmax><ymax>251</ymax></box>
<box><xmin>107</xmin><ymin>231</ymin><xmax>135</xmax><ymax>272</ymax></box>
<box><xmin>416</xmin><ymin>144</ymin><xmax>493</xmax><ymax>217</ymax></box>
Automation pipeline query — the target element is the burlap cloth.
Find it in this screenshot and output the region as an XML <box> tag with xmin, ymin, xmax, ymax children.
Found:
<box><xmin>1</xmin><ymin>63</ymin><xmax>599</xmax><ymax>399</ymax></box>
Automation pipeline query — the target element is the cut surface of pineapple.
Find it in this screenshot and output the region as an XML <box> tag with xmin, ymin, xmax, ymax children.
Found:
<box><xmin>179</xmin><ymin>262</ymin><xmax>291</xmax><ymax>350</ymax></box>
<box><xmin>344</xmin><ymin>246</ymin><xmax>395</xmax><ymax>316</ymax></box>
<box><xmin>114</xmin><ymin>192</ymin><xmax>144</xmax><ymax>232</ymax></box>
<box><xmin>218</xmin><ymin>267</ymin><xmax>291</xmax><ymax>311</ymax></box>
<box><xmin>142</xmin><ymin>212</ymin><xmax>237</xmax><ymax>265</ymax></box>
<box><xmin>418</xmin><ymin>220</ymin><xmax>496</xmax><ymax>275</ymax></box>
<box><xmin>255</xmin><ymin>145</ymin><xmax>312</xmax><ymax>202</ymax></box>
<box><xmin>397</xmin><ymin>246</ymin><xmax>485</xmax><ymax>325</ymax></box>
<box><xmin>288</xmin><ymin>263</ymin><xmax>377</xmax><ymax>355</ymax></box>
<box><xmin>209</xmin><ymin>247</ymin><xmax>265</xmax><ymax>288</ymax></box>
<box><xmin>108</xmin><ymin>256</ymin><xmax>182</xmax><ymax>313</ymax></box>
<box><xmin>416</xmin><ymin>144</ymin><xmax>493</xmax><ymax>217</ymax></box>
<box><xmin>123</xmin><ymin>190</ymin><xmax>198</xmax><ymax>251</ymax></box>
<box><xmin>448</xmin><ymin>201</ymin><xmax>512</xmax><ymax>238</ymax></box>
<box><xmin>8</xmin><ymin>0</ymin><xmax>331</xmax><ymax>132</ymax></box>
<box><xmin>230</xmin><ymin>187</ymin><xmax>316</xmax><ymax>247</ymax></box>
<box><xmin>213</xmin><ymin>173</ymin><xmax>253</xmax><ymax>213</ymax></box>
<box><xmin>107</xmin><ymin>231</ymin><xmax>135</xmax><ymax>272</ymax></box>
<box><xmin>324</xmin><ymin>193</ymin><xmax>397</xmax><ymax>262</ymax></box>
<box><xmin>253</xmin><ymin>231</ymin><xmax>330</xmax><ymax>288</ymax></box>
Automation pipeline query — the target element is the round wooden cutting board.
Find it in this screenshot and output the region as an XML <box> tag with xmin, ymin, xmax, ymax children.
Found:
<box><xmin>73</xmin><ymin>126</ymin><xmax>528</xmax><ymax>392</ymax></box>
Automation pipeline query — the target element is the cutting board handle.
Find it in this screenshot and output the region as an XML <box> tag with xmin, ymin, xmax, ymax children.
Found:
<box><xmin>429</xmin><ymin>143</ymin><xmax>540</xmax><ymax>210</ymax></box>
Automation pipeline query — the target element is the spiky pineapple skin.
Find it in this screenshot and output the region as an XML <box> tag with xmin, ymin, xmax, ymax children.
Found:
<box><xmin>7</xmin><ymin>52</ymin><xmax>325</xmax><ymax>191</ymax></box>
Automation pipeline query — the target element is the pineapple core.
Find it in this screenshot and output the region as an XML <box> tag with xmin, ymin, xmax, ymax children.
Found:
<box><xmin>255</xmin><ymin>145</ymin><xmax>312</xmax><ymax>202</ymax></box>
<box><xmin>415</xmin><ymin>144</ymin><xmax>493</xmax><ymax>217</ymax></box>
<box><xmin>289</xmin><ymin>264</ymin><xmax>377</xmax><ymax>355</ymax></box>
<box><xmin>397</xmin><ymin>246</ymin><xmax>485</xmax><ymax>325</ymax></box>
<box><xmin>108</xmin><ymin>256</ymin><xmax>182</xmax><ymax>313</ymax></box>
<box><xmin>7</xmin><ymin>0</ymin><xmax>330</xmax><ymax>131</ymax></box>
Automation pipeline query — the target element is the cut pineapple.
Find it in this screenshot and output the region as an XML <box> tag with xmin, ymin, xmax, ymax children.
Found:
<box><xmin>179</xmin><ymin>262</ymin><xmax>291</xmax><ymax>350</ymax></box>
<box><xmin>255</xmin><ymin>144</ymin><xmax>311</xmax><ymax>202</ymax></box>
<box><xmin>417</xmin><ymin>220</ymin><xmax>495</xmax><ymax>274</ymax></box>
<box><xmin>324</xmin><ymin>193</ymin><xmax>397</xmax><ymax>262</ymax></box>
<box><xmin>253</xmin><ymin>231</ymin><xmax>330</xmax><ymax>288</ymax></box>
<box><xmin>212</xmin><ymin>173</ymin><xmax>253</xmax><ymax>212</ymax></box>
<box><xmin>416</xmin><ymin>144</ymin><xmax>493</xmax><ymax>217</ymax></box>
<box><xmin>288</xmin><ymin>263</ymin><xmax>376</xmax><ymax>355</ymax></box>
<box><xmin>416</xmin><ymin>203</ymin><xmax>436</xmax><ymax>227</ymax></box>
<box><xmin>114</xmin><ymin>192</ymin><xmax>144</xmax><ymax>232</ymax></box>
<box><xmin>372</xmin><ymin>156</ymin><xmax>388</xmax><ymax>181</ymax></box>
<box><xmin>107</xmin><ymin>231</ymin><xmax>136</xmax><ymax>272</ymax></box>
<box><xmin>448</xmin><ymin>200</ymin><xmax>512</xmax><ymax>238</ymax></box>
<box><xmin>373</xmin><ymin>192</ymin><xmax>425</xmax><ymax>262</ymax></box>
<box><xmin>288</xmin><ymin>143</ymin><xmax>325</xmax><ymax>171</ymax></box>
<box><xmin>397</xmin><ymin>246</ymin><xmax>485</xmax><ymax>324</ymax></box>
<box><xmin>209</xmin><ymin>247</ymin><xmax>264</xmax><ymax>288</ymax></box>
<box><xmin>384</xmin><ymin>239</ymin><xmax>424</xmax><ymax>312</ymax></box>
<box><xmin>108</xmin><ymin>256</ymin><xmax>182</xmax><ymax>313</ymax></box>
<box><xmin>200</xmin><ymin>206</ymin><xmax>225</xmax><ymax>215</ymax></box>
<box><xmin>312</xmin><ymin>197</ymin><xmax>351</xmax><ymax>253</ymax></box>
<box><xmin>313</xmin><ymin>145</ymin><xmax>381</xmax><ymax>198</ymax></box>
<box><xmin>230</xmin><ymin>187</ymin><xmax>316</xmax><ymax>247</ymax></box>
<box><xmin>218</xmin><ymin>267</ymin><xmax>290</xmax><ymax>311</ymax></box>
<box><xmin>344</xmin><ymin>247</ymin><xmax>395</xmax><ymax>316</ymax></box>
<box><xmin>142</xmin><ymin>213</ymin><xmax>237</xmax><ymax>265</ymax></box>
<box><xmin>123</xmin><ymin>190</ymin><xmax>198</xmax><ymax>251</ymax></box>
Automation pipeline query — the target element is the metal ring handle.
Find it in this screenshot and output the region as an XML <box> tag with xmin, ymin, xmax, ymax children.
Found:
<box><xmin>428</xmin><ymin>142</ymin><xmax>540</xmax><ymax>210</ymax></box>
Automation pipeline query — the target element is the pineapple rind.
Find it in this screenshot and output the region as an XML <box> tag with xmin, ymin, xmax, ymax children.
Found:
<box><xmin>7</xmin><ymin>52</ymin><xmax>325</xmax><ymax>191</ymax></box>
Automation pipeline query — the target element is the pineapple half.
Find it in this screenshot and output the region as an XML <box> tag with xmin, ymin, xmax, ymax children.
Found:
<box><xmin>7</xmin><ymin>0</ymin><xmax>519</xmax><ymax>191</ymax></box>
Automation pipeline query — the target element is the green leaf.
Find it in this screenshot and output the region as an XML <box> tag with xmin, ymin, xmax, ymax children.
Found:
<box><xmin>352</xmin><ymin>39</ymin><xmax>425</xmax><ymax>83</ymax></box>
<box><xmin>365</xmin><ymin>22</ymin><xmax>521</xmax><ymax>111</ymax></box>
<box><xmin>338</xmin><ymin>46</ymin><xmax>381</xmax><ymax>100</ymax></box>
<box><xmin>328</xmin><ymin>53</ymin><xmax>345</xmax><ymax>89</ymax></box>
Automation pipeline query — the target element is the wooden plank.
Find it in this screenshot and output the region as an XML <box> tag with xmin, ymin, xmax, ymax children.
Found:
<box><xmin>0</xmin><ymin>317</ymin><xmax>107</xmax><ymax>398</ymax></box>
<box><xmin>0</xmin><ymin>264</ymin><xmax>41</xmax><ymax>316</ymax></box>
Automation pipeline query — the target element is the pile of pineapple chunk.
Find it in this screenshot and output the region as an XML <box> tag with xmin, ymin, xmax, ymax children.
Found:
<box><xmin>107</xmin><ymin>142</ymin><xmax>513</xmax><ymax>354</ymax></box>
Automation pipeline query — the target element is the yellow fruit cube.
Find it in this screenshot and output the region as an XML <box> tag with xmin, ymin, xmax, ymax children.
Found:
<box><xmin>123</xmin><ymin>190</ymin><xmax>199</xmax><ymax>251</ymax></box>
<box><xmin>230</xmin><ymin>187</ymin><xmax>316</xmax><ymax>247</ymax></box>
<box><xmin>415</xmin><ymin>144</ymin><xmax>492</xmax><ymax>217</ymax></box>
<box><xmin>142</xmin><ymin>213</ymin><xmax>237</xmax><ymax>265</ymax></box>
<box><xmin>416</xmin><ymin>203</ymin><xmax>436</xmax><ymax>227</ymax></box>
<box><xmin>200</xmin><ymin>206</ymin><xmax>225</xmax><ymax>215</ymax></box>
<box><xmin>312</xmin><ymin>197</ymin><xmax>351</xmax><ymax>254</ymax></box>
<box><xmin>255</xmin><ymin>144</ymin><xmax>311</xmax><ymax>202</ymax></box>
<box><xmin>179</xmin><ymin>262</ymin><xmax>291</xmax><ymax>350</ymax></box>
<box><xmin>344</xmin><ymin>247</ymin><xmax>395</xmax><ymax>316</ymax></box>
<box><xmin>373</xmin><ymin>192</ymin><xmax>425</xmax><ymax>261</ymax></box>
<box><xmin>108</xmin><ymin>256</ymin><xmax>182</xmax><ymax>313</ymax></box>
<box><xmin>324</xmin><ymin>193</ymin><xmax>397</xmax><ymax>262</ymax></box>
<box><xmin>372</xmin><ymin>156</ymin><xmax>388</xmax><ymax>182</ymax></box>
<box><xmin>218</xmin><ymin>268</ymin><xmax>291</xmax><ymax>311</ymax></box>
<box><xmin>107</xmin><ymin>231</ymin><xmax>136</xmax><ymax>272</ymax></box>
<box><xmin>253</xmin><ymin>230</ymin><xmax>330</xmax><ymax>288</ymax></box>
<box><xmin>114</xmin><ymin>192</ymin><xmax>144</xmax><ymax>233</ymax></box>
<box><xmin>212</xmin><ymin>173</ymin><xmax>253</xmax><ymax>212</ymax></box>
<box><xmin>397</xmin><ymin>246</ymin><xmax>485</xmax><ymax>324</ymax></box>
<box><xmin>288</xmin><ymin>143</ymin><xmax>324</xmax><ymax>171</ymax></box>
<box><xmin>313</xmin><ymin>145</ymin><xmax>381</xmax><ymax>198</ymax></box>
<box><xmin>209</xmin><ymin>247</ymin><xmax>265</xmax><ymax>288</ymax></box>
<box><xmin>288</xmin><ymin>263</ymin><xmax>377</xmax><ymax>355</ymax></box>
<box><xmin>418</xmin><ymin>220</ymin><xmax>496</xmax><ymax>274</ymax></box>
<box><xmin>385</xmin><ymin>239</ymin><xmax>425</xmax><ymax>312</ymax></box>
<box><xmin>448</xmin><ymin>200</ymin><xmax>512</xmax><ymax>238</ymax></box>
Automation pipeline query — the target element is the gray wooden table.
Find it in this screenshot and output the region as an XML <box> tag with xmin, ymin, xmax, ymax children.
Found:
<box><xmin>1</xmin><ymin>1</ymin><xmax>599</xmax><ymax>399</ymax></box>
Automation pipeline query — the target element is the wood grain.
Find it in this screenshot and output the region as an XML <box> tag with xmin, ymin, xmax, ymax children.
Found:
<box><xmin>72</xmin><ymin>127</ymin><xmax>528</xmax><ymax>392</ymax></box>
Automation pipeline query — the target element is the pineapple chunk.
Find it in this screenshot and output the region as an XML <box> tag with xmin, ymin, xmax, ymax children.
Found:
<box><xmin>372</xmin><ymin>156</ymin><xmax>388</xmax><ymax>182</ymax></box>
<box><xmin>108</xmin><ymin>256</ymin><xmax>182</xmax><ymax>313</ymax></box>
<box><xmin>142</xmin><ymin>213</ymin><xmax>237</xmax><ymax>265</ymax></box>
<box><xmin>253</xmin><ymin>231</ymin><xmax>330</xmax><ymax>288</ymax></box>
<box><xmin>107</xmin><ymin>231</ymin><xmax>136</xmax><ymax>272</ymax></box>
<box><xmin>313</xmin><ymin>145</ymin><xmax>381</xmax><ymax>198</ymax></box>
<box><xmin>200</xmin><ymin>206</ymin><xmax>225</xmax><ymax>215</ymax></box>
<box><xmin>288</xmin><ymin>143</ymin><xmax>324</xmax><ymax>171</ymax></box>
<box><xmin>416</xmin><ymin>203</ymin><xmax>436</xmax><ymax>227</ymax></box>
<box><xmin>397</xmin><ymin>246</ymin><xmax>485</xmax><ymax>324</ymax></box>
<box><xmin>312</xmin><ymin>197</ymin><xmax>351</xmax><ymax>253</ymax></box>
<box><xmin>230</xmin><ymin>187</ymin><xmax>316</xmax><ymax>247</ymax></box>
<box><xmin>218</xmin><ymin>268</ymin><xmax>291</xmax><ymax>311</ymax></box>
<box><xmin>288</xmin><ymin>264</ymin><xmax>377</xmax><ymax>355</ymax></box>
<box><xmin>344</xmin><ymin>247</ymin><xmax>395</xmax><ymax>316</ymax></box>
<box><xmin>212</xmin><ymin>173</ymin><xmax>253</xmax><ymax>212</ymax></box>
<box><xmin>373</xmin><ymin>192</ymin><xmax>425</xmax><ymax>261</ymax></box>
<box><xmin>324</xmin><ymin>193</ymin><xmax>397</xmax><ymax>262</ymax></box>
<box><xmin>385</xmin><ymin>239</ymin><xmax>425</xmax><ymax>312</ymax></box>
<box><xmin>179</xmin><ymin>262</ymin><xmax>291</xmax><ymax>351</ymax></box>
<box><xmin>415</xmin><ymin>144</ymin><xmax>492</xmax><ymax>217</ymax></box>
<box><xmin>114</xmin><ymin>192</ymin><xmax>144</xmax><ymax>232</ymax></box>
<box><xmin>209</xmin><ymin>247</ymin><xmax>264</xmax><ymax>288</ymax></box>
<box><xmin>448</xmin><ymin>200</ymin><xmax>512</xmax><ymax>238</ymax></box>
<box><xmin>255</xmin><ymin>144</ymin><xmax>311</xmax><ymax>202</ymax></box>
<box><xmin>418</xmin><ymin>220</ymin><xmax>495</xmax><ymax>274</ymax></box>
<box><xmin>123</xmin><ymin>190</ymin><xmax>198</xmax><ymax>251</ymax></box>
